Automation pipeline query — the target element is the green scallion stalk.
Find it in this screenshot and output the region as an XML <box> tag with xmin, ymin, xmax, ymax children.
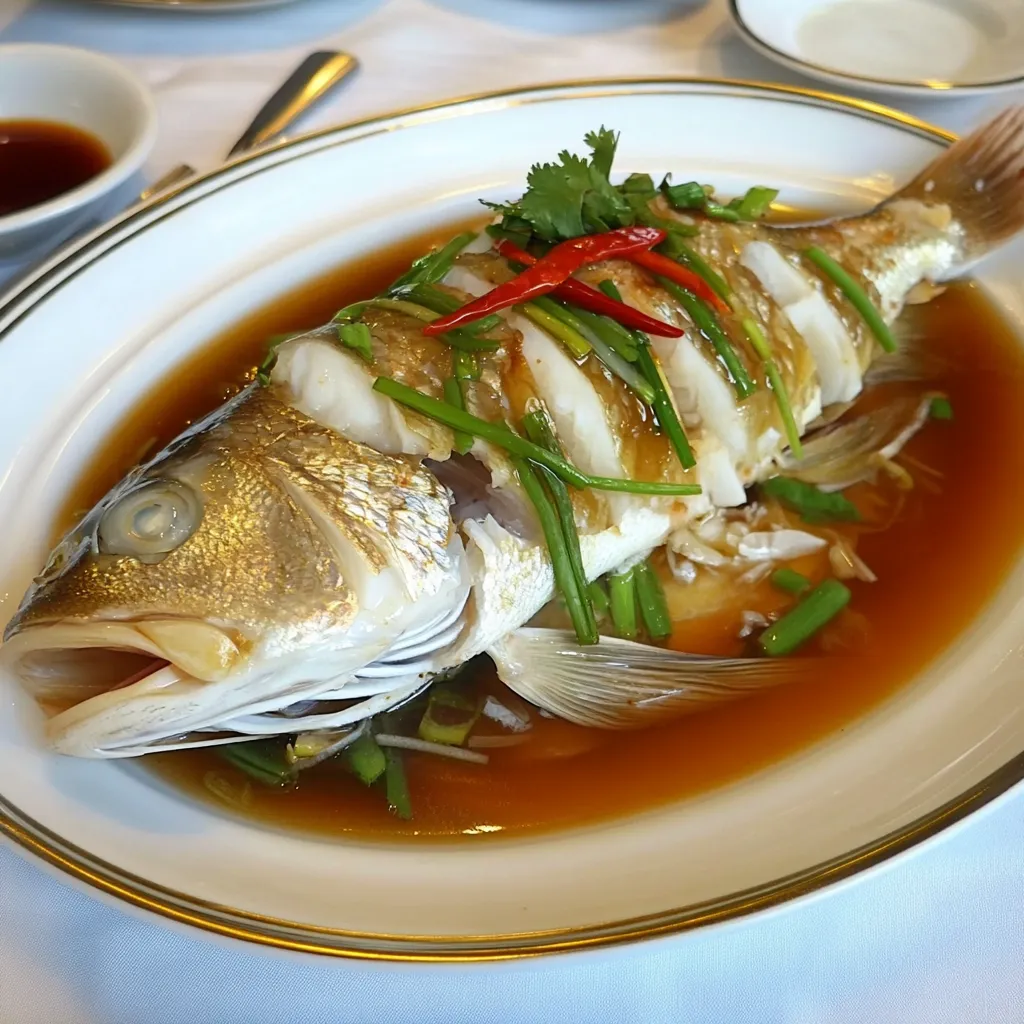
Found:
<box><xmin>661</xmin><ymin>179</ymin><xmax>709</xmax><ymax>210</ymax></box>
<box><xmin>731</xmin><ymin>186</ymin><xmax>779</xmax><ymax>220</ymax></box>
<box><xmin>404</xmin><ymin>284</ymin><xmax>502</xmax><ymax>336</ymax></box>
<box><xmin>659</xmin><ymin>278</ymin><xmax>757</xmax><ymax>400</ymax></box>
<box><xmin>532</xmin><ymin>296</ymin><xmax>655</xmax><ymax>403</ymax></box>
<box><xmin>633</xmin><ymin>342</ymin><xmax>697</xmax><ymax>471</ymax></box>
<box><xmin>218</xmin><ymin>742</ymin><xmax>295</xmax><ymax>786</ymax></box>
<box><xmin>608</xmin><ymin>569</ymin><xmax>638</xmax><ymax>640</ymax></box>
<box><xmin>703</xmin><ymin>200</ymin><xmax>742</xmax><ymax>223</ymax></box>
<box><xmin>442</xmin><ymin>377</ymin><xmax>474</xmax><ymax>455</ymax></box>
<box><xmin>659</xmin><ymin>240</ymin><xmax>732</xmax><ymax>303</ymax></box>
<box><xmin>761</xmin><ymin>476</ymin><xmax>860</xmax><ymax>524</ymax></box>
<box><xmin>514</xmin><ymin>456</ymin><xmax>598</xmax><ymax>645</ymax></box>
<box><xmin>770</xmin><ymin>567</ymin><xmax>812</xmax><ymax>595</ymax></box>
<box><xmin>520</xmin><ymin>301</ymin><xmax>592</xmax><ymax>359</ymax></box>
<box><xmin>389</xmin><ymin>231</ymin><xmax>476</xmax><ymax>291</ymax></box>
<box><xmin>930</xmin><ymin>396</ymin><xmax>953</xmax><ymax>421</ymax></box>
<box><xmin>738</xmin><ymin>316</ymin><xmax>803</xmax><ymax>458</ymax></box>
<box><xmin>337</xmin><ymin>321</ymin><xmax>373</xmax><ymax>363</ymax></box>
<box><xmin>384</xmin><ymin>747</ymin><xmax>413</xmax><ymax>820</ymax></box>
<box><xmin>333</xmin><ymin>301</ymin><xmax>369</xmax><ymax>323</ymax></box>
<box><xmin>346</xmin><ymin>731</ymin><xmax>386</xmax><ymax>785</ymax></box>
<box><xmin>522</xmin><ymin>410</ymin><xmax>597</xmax><ymax>641</ymax></box>
<box><xmin>634</xmin><ymin>559</ymin><xmax>672</xmax><ymax>641</ymax></box>
<box><xmin>418</xmin><ymin>686</ymin><xmax>480</xmax><ymax>746</ymax></box>
<box><xmin>570</xmin><ymin>304</ymin><xmax>639</xmax><ymax>362</ymax></box>
<box><xmin>587</xmin><ymin>580</ymin><xmax>610</xmax><ymax>618</ymax></box>
<box><xmin>372</xmin><ymin>377</ymin><xmax>703</xmax><ymax>496</ymax></box>
<box><xmin>453</xmin><ymin>350</ymin><xmax>481</xmax><ymax>381</ymax></box>
<box><xmin>803</xmin><ymin>246</ymin><xmax>897</xmax><ymax>353</ymax></box>
<box><xmin>360</xmin><ymin>297</ymin><xmax>500</xmax><ymax>352</ymax></box>
<box><xmin>759</xmin><ymin>579</ymin><xmax>851</xmax><ymax>656</ymax></box>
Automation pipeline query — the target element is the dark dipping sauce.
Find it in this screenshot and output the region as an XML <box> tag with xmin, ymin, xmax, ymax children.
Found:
<box><xmin>58</xmin><ymin>221</ymin><xmax>1024</xmax><ymax>842</ymax></box>
<box><xmin>0</xmin><ymin>120</ymin><xmax>111</xmax><ymax>216</ymax></box>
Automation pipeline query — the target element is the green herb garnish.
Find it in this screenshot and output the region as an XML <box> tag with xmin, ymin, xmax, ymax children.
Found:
<box><xmin>418</xmin><ymin>686</ymin><xmax>481</xmax><ymax>746</ymax></box>
<box><xmin>337</xmin><ymin>321</ymin><xmax>373</xmax><ymax>362</ymax></box>
<box><xmin>762</xmin><ymin>477</ymin><xmax>860</xmax><ymax>524</ymax></box>
<box><xmin>384</xmin><ymin>747</ymin><xmax>413</xmax><ymax>820</ymax></box>
<box><xmin>346</xmin><ymin>731</ymin><xmax>386</xmax><ymax>785</ymax></box>
<box><xmin>389</xmin><ymin>231</ymin><xmax>476</xmax><ymax>292</ymax></box>
<box><xmin>658</xmin><ymin>278</ymin><xmax>756</xmax><ymax>400</ymax></box>
<box><xmin>519</xmin><ymin>300</ymin><xmax>592</xmax><ymax>359</ymax></box>
<box><xmin>738</xmin><ymin>316</ymin><xmax>803</xmax><ymax>458</ymax></box>
<box><xmin>608</xmin><ymin>568</ymin><xmax>638</xmax><ymax>640</ymax></box>
<box><xmin>634</xmin><ymin>558</ymin><xmax>672</xmax><ymax>641</ymax></box>
<box><xmin>803</xmin><ymin>246</ymin><xmax>897</xmax><ymax>354</ymax></box>
<box><xmin>930</xmin><ymin>396</ymin><xmax>953</xmax><ymax>420</ymax></box>
<box><xmin>373</xmin><ymin>377</ymin><xmax>702</xmax><ymax>496</ymax></box>
<box><xmin>760</xmin><ymin>579</ymin><xmax>851</xmax><ymax>656</ymax></box>
<box><xmin>771</xmin><ymin>567</ymin><xmax>812</xmax><ymax>595</ymax></box>
<box><xmin>218</xmin><ymin>741</ymin><xmax>295</xmax><ymax>786</ymax></box>
<box><xmin>442</xmin><ymin>376</ymin><xmax>474</xmax><ymax>455</ymax></box>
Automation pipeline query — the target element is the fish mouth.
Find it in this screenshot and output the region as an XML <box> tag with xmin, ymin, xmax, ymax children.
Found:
<box><xmin>1</xmin><ymin>618</ymin><xmax>246</xmax><ymax>756</ymax></box>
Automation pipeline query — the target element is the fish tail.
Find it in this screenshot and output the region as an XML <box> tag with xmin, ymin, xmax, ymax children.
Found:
<box><xmin>892</xmin><ymin>105</ymin><xmax>1024</xmax><ymax>259</ymax></box>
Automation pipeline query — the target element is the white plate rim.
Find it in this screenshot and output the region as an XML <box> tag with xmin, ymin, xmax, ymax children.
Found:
<box><xmin>727</xmin><ymin>0</ymin><xmax>1024</xmax><ymax>97</ymax></box>
<box><xmin>2</xmin><ymin>76</ymin><xmax>1018</xmax><ymax>963</ymax></box>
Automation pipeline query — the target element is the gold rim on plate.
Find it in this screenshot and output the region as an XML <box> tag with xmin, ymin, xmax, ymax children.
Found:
<box><xmin>4</xmin><ymin>78</ymin><xmax>1012</xmax><ymax>963</ymax></box>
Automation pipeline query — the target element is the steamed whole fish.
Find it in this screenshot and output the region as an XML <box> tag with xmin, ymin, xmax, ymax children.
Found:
<box><xmin>4</xmin><ymin>108</ymin><xmax>1024</xmax><ymax>757</ymax></box>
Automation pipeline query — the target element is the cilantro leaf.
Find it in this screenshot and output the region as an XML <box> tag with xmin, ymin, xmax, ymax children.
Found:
<box><xmin>584</xmin><ymin>127</ymin><xmax>618</xmax><ymax>180</ymax></box>
<box><xmin>517</xmin><ymin>151</ymin><xmax>592</xmax><ymax>241</ymax></box>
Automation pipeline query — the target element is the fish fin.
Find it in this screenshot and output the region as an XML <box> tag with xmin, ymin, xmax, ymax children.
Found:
<box><xmin>488</xmin><ymin>628</ymin><xmax>806</xmax><ymax>730</ymax></box>
<box><xmin>778</xmin><ymin>392</ymin><xmax>939</xmax><ymax>491</ymax></box>
<box><xmin>863</xmin><ymin>317</ymin><xmax>951</xmax><ymax>385</ymax></box>
<box><xmin>892</xmin><ymin>106</ymin><xmax>1024</xmax><ymax>258</ymax></box>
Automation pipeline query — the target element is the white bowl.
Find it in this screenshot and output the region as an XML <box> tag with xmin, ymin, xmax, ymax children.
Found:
<box><xmin>0</xmin><ymin>45</ymin><xmax>157</xmax><ymax>258</ymax></box>
<box><xmin>730</xmin><ymin>0</ymin><xmax>1024</xmax><ymax>98</ymax></box>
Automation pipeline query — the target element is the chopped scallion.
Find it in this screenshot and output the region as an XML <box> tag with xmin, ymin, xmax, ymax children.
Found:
<box><xmin>523</xmin><ymin>409</ymin><xmax>597</xmax><ymax>642</ymax></box>
<box><xmin>514</xmin><ymin>455</ymin><xmax>598</xmax><ymax>645</ymax></box>
<box><xmin>404</xmin><ymin>284</ymin><xmax>502</xmax><ymax>335</ymax></box>
<box><xmin>346</xmin><ymin>731</ymin><xmax>386</xmax><ymax>785</ymax></box>
<box><xmin>634</xmin><ymin>559</ymin><xmax>672</xmax><ymax>641</ymax></box>
<box><xmin>661</xmin><ymin>179</ymin><xmax>709</xmax><ymax>210</ymax></box>
<box><xmin>337</xmin><ymin>321</ymin><xmax>373</xmax><ymax>363</ymax></box>
<box><xmin>520</xmin><ymin>301</ymin><xmax>592</xmax><ymax>359</ymax></box>
<box><xmin>384</xmin><ymin>747</ymin><xmax>413</xmax><ymax>820</ymax></box>
<box><xmin>759</xmin><ymin>579</ymin><xmax>851</xmax><ymax>656</ymax></box>
<box><xmin>442</xmin><ymin>377</ymin><xmax>474</xmax><ymax>455</ymax></box>
<box><xmin>587</xmin><ymin>580</ymin><xmax>610</xmax><ymax>618</ymax></box>
<box><xmin>389</xmin><ymin>231</ymin><xmax>476</xmax><ymax>291</ymax></box>
<box><xmin>418</xmin><ymin>686</ymin><xmax>480</xmax><ymax>746</ymax></box>
<box><xmin>634</xmin><ymin>342</ymin><xmax>697</xmax><ymax>471</ymax></box>
<box><xmin>731</xmin><ymin>186</ymin><xmax>779</xmax><ymax>220</ymax></box>
<box><xmin>771</xmin><ymin>567</ymin><xmax>812</xmax><ymax>595</ymax></box>
<box><xmin>761</xmin><ymin>477</ymin><xmax>860</xmax><ymax>524</ymax></box>
<box><xmin>372</xmin><ymin>377</ymin><xmax>703</xmax><ymax>496</ymax></box>
<box><xmin>218</xmin><ymin>741</ymin><xmax>295</xmax><ymax>786</ymax></box>
<box><xmin>453</xmin><ymin>350</ymin><xmax>481</xmax><ymax>381</ymax></box>
<box><xmin>608</xmin><ymin>568</ymin><xmax>638</xmax><ymax>640</ymax></box>
<box><xmin>532</xmin><ymin>296</ymin><xmax>655</xmax><ymax>403</ymax></box>
<box><xmin>930</xmin><ymin>396</ymin><xmax>953</xmax><ymax>421</ymax></box>
<box><xmin>702</xmin><ymin>200</ymin><xmax>742</xmax><ymax>223</ymax></box>
<box><xmin>658</xmin><ymin>239</ymin><xmax>732</xmax><ymax>303</ymax></box>
<box><xmin>659</xmin><ymin>278</ymin><xmax>756</xmax><ymax>400</ymax></box>
<box><xmin>360</xmin><ymin>297</ymin><xmax>500</xmax><ymax>352</ymax></box>
<box><xmin>738</xmin><ymin>316</ymin><xmax>803</xmax><ymax>458</ymax></box>
<box><xmin>803</xmin><ymin>246</ymin><xmax>897</xmax><ymax>353</ymax></box>
<box><xmin>570</xmin><ymin>304</ymin><xmax>640</xmax><ymax>362</ymax></box>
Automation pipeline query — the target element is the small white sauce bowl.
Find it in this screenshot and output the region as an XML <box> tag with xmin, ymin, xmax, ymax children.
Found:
<box><xmin>0</xmin><ymin>44</ymin><xmax>157</xmax><ymax>258</ymax></box>
<box><xmin>730</xmin><ymin>0</ymin><xmax>1024</xmax><ymax>99</ymax></box>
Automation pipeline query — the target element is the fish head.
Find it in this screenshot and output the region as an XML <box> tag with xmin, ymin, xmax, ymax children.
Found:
<box><xmin>2</xmin><ymin>386</ymin><xmax>467</xmax><ymax>757</ymax></box>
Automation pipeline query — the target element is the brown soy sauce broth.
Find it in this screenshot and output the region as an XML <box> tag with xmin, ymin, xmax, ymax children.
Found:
<box><xmin>0</xmin><ymin>120</ymin><xmax>111</xmax><ymax>217</ymax></box>
<box><xmin>62</xmin><ymin>221</ymin><xmax>1024</xmax><ymax>840</ymax></box>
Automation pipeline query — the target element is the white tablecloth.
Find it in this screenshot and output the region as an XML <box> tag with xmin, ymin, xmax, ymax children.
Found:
<box><xmin>1</xmin><ymin>2</ymin><xmax>1023</xmax><ymax>1020</ymax></box>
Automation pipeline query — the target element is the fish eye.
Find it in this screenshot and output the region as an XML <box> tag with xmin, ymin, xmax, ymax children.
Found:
<box><xmin>98</xmin><ymin>479</ymin><xmax>202</xmax><ymax>558</ymax></box>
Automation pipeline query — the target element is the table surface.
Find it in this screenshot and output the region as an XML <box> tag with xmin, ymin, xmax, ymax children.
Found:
<box><xmin>1</xmin><ymin>1</ymin><xmax>1024</xmax><ymax>1021</ymax></box>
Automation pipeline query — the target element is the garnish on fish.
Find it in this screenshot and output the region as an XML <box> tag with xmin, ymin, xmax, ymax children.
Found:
<box><xmin>4</xmin><ymin>106</ymin><xmax>1024</xmax><ymax>809</ymax></box>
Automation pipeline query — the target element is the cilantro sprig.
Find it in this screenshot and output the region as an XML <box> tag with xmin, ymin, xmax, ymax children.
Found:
<box><xmin>484</xmin><ymin>128</ymin><xmax>695</xmax><ymax>247</ymax></box>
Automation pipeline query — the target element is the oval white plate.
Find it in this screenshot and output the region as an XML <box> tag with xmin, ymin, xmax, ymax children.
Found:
<box><xmin>2</xmin><ymin>80</ymin><xmax>1024</xmax><ymax>961</ymax></box>
<box><xmin>730</xmin><ymin>0</ymin><xmax>1024</xmax><ymax>97</ymax></box>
